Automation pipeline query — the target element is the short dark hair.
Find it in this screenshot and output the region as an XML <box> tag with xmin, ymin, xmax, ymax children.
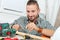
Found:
<box><xmin>27</xmin><ymin>0</ymin><xmax>39</xmax><ymax>9</ymax></box>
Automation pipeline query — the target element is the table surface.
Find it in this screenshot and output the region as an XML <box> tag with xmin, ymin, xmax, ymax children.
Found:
<box><xmin>0</xmin><ymin>35</ymin><xmax>50</xmax><ymax>40</ymax></box>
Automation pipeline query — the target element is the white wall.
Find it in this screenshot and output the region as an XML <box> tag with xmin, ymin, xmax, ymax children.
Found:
<box><xmin>0</xmin><ymin>0</ymin><xmax>27</xmax><ymax>23</ymax></box>
<box><xmin>0</xmin><ymin>13</ymin><xmax>19</xmax><ymax>23</ymax></box>
<box><xmin>46</xmin><ymin>0</ymin><xmax>60</xmax><ymax>26</ymax></box>
<box><xmin>0</xmin><ymin>0</ymin><xmax>2</xmax><ymax>8</ymax></box>
<box><xmin>0</xmin><ymin>0</ymin><xmax>46</xmax><ymax>15</ymax></box>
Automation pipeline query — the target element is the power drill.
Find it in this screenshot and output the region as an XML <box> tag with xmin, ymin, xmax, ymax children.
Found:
<box><xmin>0</xmin><ymin>23</ymin><xmax>16</xmax><ymax>36</ymax></box>
<box><xmin>2</xmin><ymin>28</ymin><xmax>16</xmax><ymax>36</ymax></box>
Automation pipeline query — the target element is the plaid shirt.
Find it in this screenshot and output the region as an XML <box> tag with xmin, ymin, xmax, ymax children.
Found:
<box><xmin>13</xmin><ymin>16</ymin><xmax>56</xmax><ymax>36</ymax></box>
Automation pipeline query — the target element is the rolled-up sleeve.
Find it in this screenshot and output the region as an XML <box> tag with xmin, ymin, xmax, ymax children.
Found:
<box><xmin>45</xmin><ymin>21</ymin><xmax>57</xmax><ymax>30</ymax></box>
<box><xmin>40</xmin><ymin>19</ymin><xmax>57</xmax><ymax>31</ymax></box>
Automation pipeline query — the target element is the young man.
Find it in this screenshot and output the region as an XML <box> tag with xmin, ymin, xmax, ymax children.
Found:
<box><xmin>12</xmin><ymin>0</ymin><xmax>56</xmax><ymax>37</ymax></box>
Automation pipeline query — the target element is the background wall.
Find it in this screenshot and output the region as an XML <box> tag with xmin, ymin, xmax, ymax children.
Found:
<box><xmin>0</xmin><ymin>0</ymin><xmax>2</xmax><ymax>8</ymax></box>
<box><xmin>55</xmin><ymin>6</ymin><xmax>60</xmax><ymax>27</ymax></box>
<box><xmin>46</xmin><ymin>0</ymin><xmax>60</xmax><ymax>26</ymax></box>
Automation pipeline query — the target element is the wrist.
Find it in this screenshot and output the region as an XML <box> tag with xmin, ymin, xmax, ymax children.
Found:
<box><xmin>38</xmin><ymin>28</ymin><xmax>43</xmax><ymax>33</ymax></box>
<box><xmin>35</xmin><ymin>27</ymin><xmax>39</xmax><ymax>31</ymax></box>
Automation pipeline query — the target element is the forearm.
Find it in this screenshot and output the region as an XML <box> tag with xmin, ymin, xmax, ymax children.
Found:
<box><xmin>41</xmin><ymin>29</ymin><xmax>54</xmax><ymax>37</ymax></box>
<box><xmin>37</xmin><ymin>28</ymin><xmax>54</xmax><ymax>37</ymax></box>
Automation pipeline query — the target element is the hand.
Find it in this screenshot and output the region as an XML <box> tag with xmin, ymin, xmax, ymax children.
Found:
<box><xmin>12</xmin><ymin>24</ymin><xmax>20</xmax><ymax>31</ymax></box>
<box><xmin>26</xmin><ymin>22</ymin><xmax>39</xmax><ymax>32</ymax></box>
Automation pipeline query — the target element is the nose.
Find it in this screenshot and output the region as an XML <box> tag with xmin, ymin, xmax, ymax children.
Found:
<box><xmin>28</xmin><ymin>12</ymin><xmax>33</xmax><ymax>17</ymax></box>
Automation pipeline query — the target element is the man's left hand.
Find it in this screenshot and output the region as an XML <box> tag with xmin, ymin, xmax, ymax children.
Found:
<box><xmin>26</xmin><ymin>22</ymin><xmax>39</xmax><ymax>32</ymax></box>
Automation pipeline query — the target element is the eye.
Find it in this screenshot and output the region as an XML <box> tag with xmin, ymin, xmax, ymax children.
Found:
<box><xmin>27</xmin><ymin>10</ymin><xmax>30</xmax><ymax>13</ymax></box>
<box><xmin>32</xmin><ymin>10</ymin><xmax>35</xmax><ymax>13</ymax></box>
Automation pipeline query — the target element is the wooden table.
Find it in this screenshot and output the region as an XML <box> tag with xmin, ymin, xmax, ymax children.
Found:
<box><xmin>16</xmin><ymin>31</ymin><xmax>51</xmax><ymax>40</ymax></box>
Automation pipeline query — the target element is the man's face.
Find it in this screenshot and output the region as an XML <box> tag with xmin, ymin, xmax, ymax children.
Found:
<box><xmin>26</xmin><ymin>4</ymin><xmax>40</xmax><ymax>21</ymax></box>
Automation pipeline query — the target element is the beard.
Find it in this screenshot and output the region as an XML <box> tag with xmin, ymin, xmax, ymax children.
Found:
<box><xmin>27</xmin><ymin>15</ymin><xmax>39</xmax><ymax>22</ymax></box>
<box><xmin>28</xmin><ymin>17</ymin><xmax>35</xmax><ymax>22</ymax></box>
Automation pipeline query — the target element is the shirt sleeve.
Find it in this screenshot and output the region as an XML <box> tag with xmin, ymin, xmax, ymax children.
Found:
<box><xmin>11</xmin><ymin>16</ymin><xmax>26</xmax><ymax>32</ymax></box>
<box><xmin>40</xmin><ymin>18</ymin><xmax>57</xmax><ymax>31</ymax></box>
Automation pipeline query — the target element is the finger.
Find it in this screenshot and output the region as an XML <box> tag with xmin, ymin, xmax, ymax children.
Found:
<box><xmin>12</xmin><ymin>25</ymin><xmax>15</xmax><ymax>28</ymax></box>
<box><xmin>26</xmin><ymin>24</ymin><xmax>29</xmax><ymax>29</ymax></box>
<box><xmin>28</xmin><ymin>26</ymin><xmax>34</xmax><ymax>31</ymax></box>
<box><xmin>12</xmin><ymin>25</ymin><xmax>18</xmax><ymax>30</ymax></box>
<box><xmin>29</xmin><ymin>27</ymin><xmax>33</xmax><ymax>31</ymax></box>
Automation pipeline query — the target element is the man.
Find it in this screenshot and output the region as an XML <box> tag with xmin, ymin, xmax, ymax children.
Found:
<box><xmin>12</xmin><ymin>0</ymin><xmax>56</xmax><ymax>37</ymax></box>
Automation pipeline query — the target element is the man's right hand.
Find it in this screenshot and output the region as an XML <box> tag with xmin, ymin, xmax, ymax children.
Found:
<box><xmin>12</xmin><ymin>24</ymin><xmax>20</xmax><ymax>31</ymax></box>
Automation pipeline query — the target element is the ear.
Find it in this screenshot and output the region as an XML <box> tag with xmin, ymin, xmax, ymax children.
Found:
<box><xmin>38</xmin><ymin>8</ymin><xmax>40</xmax><ymax>14</ymax></box>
